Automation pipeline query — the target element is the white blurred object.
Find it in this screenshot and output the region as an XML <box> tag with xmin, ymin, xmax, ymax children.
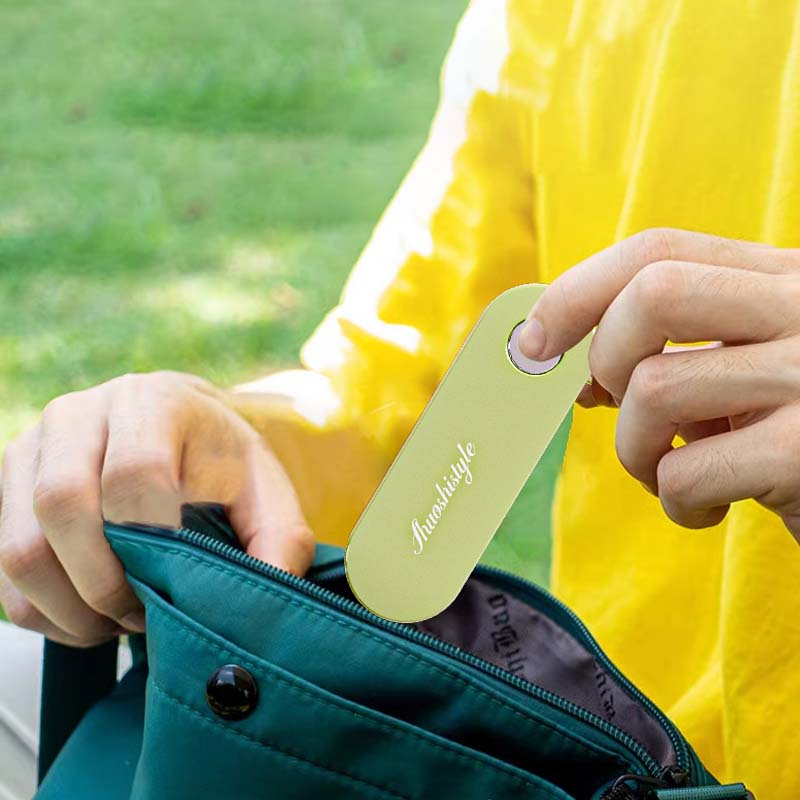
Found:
<box><xmin>0</xmin><ymin>622</ymin><xmax>40</xmax><ymax>800</ymax></box>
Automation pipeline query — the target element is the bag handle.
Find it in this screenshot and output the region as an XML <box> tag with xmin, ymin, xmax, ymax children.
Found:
<box><xmin>37</xmin><ymin>638</ymin><xmax>118</xmax><ymax>784</ymax></box>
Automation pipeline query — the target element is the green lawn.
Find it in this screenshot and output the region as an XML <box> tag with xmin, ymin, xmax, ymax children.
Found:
<box><xmin>0</xmin><ymin>0</ymin><xmax>566</xmax><ymax>603</ymax></box>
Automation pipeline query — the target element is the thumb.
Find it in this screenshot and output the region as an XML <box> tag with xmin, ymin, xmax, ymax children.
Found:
<box><xmin>227</xmin><ymin>440</ymin><xmax>316</xmax><ymax>576</ymax></box>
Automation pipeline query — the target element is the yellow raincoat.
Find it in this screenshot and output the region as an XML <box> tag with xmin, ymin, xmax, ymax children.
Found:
<box><xmin>234</xmin><ymin>2</ymin><xmax>800</xmax><ymax>796</ymax></box>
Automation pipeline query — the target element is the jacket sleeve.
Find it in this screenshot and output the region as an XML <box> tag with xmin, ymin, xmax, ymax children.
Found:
<box><xmin>232</xmin><ymin>0</ymin><xmax>539</xmax><ymax>545</ymax></box>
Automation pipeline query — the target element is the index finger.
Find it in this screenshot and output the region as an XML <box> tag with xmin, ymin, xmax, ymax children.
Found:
<box><xmin>518</xmin><ymin>228</ymin><xmax>786</xmax><ymax>361</ymax></box>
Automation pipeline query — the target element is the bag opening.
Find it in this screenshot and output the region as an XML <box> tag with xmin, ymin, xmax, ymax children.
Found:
<box><xmin>321</xmin><ymin>571</ymin><xmax>676</xmax><ymax>769</ymax></box>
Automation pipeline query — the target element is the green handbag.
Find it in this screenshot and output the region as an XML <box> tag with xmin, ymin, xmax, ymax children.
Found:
<box><xmin>34</xmin><ymin>504</ymin><xmax>753</xmax><ymax>800</ymax></box>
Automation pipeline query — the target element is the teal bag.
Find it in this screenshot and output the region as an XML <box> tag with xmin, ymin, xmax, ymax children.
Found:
<box><xmin>35</xmin><ymin>505</ymin><xmax>753</xmax><ymax>799</ymax></box>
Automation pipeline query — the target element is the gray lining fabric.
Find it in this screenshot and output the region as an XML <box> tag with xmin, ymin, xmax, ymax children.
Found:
<box><xmin>412</xmin><ymin>578</ymin><xmax>676</xmax><ymax>767</ymax></box>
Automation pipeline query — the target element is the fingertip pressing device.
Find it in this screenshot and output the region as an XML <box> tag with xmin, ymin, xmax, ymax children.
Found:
<box><xmin>345</xmin><ymin>283</ymin><xmax>592</xmax><ymax>623</ymax></box>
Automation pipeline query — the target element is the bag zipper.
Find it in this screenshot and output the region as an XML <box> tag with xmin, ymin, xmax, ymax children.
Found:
<box><xmin>110</xmin><ymin>522</ymin><xmax>692</xmax><ymax>785</ymax></box>
<box><xmin>604</xmin><ymin>773</ymin><xmax>751</xmax><ymax>800</ymax></box>
<box><xmin>474</xmin><ymin>565</ymin><xmax>690</xmax><ymax>772</ymax></box>
<box><xmin>314</xmin><ymin>559</ymin><xmax>690</xmax><ymax>781</ymax></box>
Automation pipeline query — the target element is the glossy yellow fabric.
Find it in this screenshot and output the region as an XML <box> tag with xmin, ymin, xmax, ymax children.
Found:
<box><xmin>234</xmin><ymin>2</ymin><xmax>800</xmax><ymax>796</ymax></box>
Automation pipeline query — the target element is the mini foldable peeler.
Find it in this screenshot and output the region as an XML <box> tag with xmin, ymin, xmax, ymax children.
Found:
<box><xmin>345</xmin><ymin>283</ymin><xmax>592</xmax><ymax>623</ymax></box>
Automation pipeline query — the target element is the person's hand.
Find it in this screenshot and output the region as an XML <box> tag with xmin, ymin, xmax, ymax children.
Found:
<box><xmin>0</xmin><ymin>371</ymin><xmax>315</xmax><ymax>646</ymax></box>
<box><xmin>518</xmin><ymin>228</ymin><xmax>800</xmax><ymax>543</ymax></box>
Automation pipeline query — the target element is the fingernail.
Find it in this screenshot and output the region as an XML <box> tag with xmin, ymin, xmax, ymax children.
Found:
<box><xmin>120</xmin><ymin>610</ymin><xmax>146</xmax><ymax>633</ymax></box>
<box><xmin>518</xmin><ymin>318</ymin><xmax>546</xmax><ymax>358</ymax></box>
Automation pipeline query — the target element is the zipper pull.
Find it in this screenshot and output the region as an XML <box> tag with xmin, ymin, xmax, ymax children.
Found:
<box><xmin>603</xmin><ymin>767</ymin><xmax>690</xmax><ymax>799</ymax></box>
<box><xmin>651</xmin><ymin>785</ymin><xmax>753</xmax><ymax>799</ymax></box>
<box><xmin>603</xmin><ymin>771</ymin><xmax>753</xmax><ymax>800</ymax></box>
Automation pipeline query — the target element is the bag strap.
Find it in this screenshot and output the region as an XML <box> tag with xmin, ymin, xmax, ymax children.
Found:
<box><xmin>37</xmin><ymin>638</ymin><xmax>118</xmax><ymax>784</ymax></box>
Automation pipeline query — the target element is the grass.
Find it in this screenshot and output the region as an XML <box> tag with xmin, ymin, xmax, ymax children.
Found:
<box><xmin>0</xmin><ymin>0</ymin><xmax>567</xmax><ymax>606</ymax></box>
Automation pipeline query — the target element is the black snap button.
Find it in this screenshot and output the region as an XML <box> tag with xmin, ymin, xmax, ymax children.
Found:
<box><xmin>205</xmin><ymin>664</ymin><xmax>258</xmax><ymax>720</ymax></box>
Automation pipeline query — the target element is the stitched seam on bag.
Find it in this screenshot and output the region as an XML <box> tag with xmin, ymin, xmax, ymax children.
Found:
<box><xmin>148</xmin><ymin>679</ymin><xmax>411</xmax><ymax>800</ymax></box>
<box><xmin>117</xmin><ymin>539</ymin><xmax>629</xmax><ymax>769</ymax></box>
<box><xmin>124</xmin><ymin>541</ymin><xmax>623</xmax><ymax>766</ymax></box>
<box><xmin>146</xmin><ymin>599</ymin><xmax>563</xmax><ymax>798</ymax></box>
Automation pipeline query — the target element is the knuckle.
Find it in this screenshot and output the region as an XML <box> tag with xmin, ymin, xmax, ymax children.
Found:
<box><xmin>627</xmin><ymin>356</ymin><xmax>672</xmax><ymax>412</ymax></box>
<box><xmin>109</xmin><ymin>372</ymin><xmax>143</xmax><ymax>391</ymax></box>
<box><xmin>3</xmin><ymin>595</ymin><xmax>41</xmax><ymax>630</ymax></box>
<box><xmin>656</xmin><ymin>451</ymin><xmax>695</xmax><ymax>503</ymax></box>
<box><xmin>149</xmin><ymin>372</ymin><xmax>197</xmax><ymax>402</ymax></box>
<box><xmin>33</xmin><ymin>476</ymin><xmax>88</xmax><ymax>527</ymax></box>
<box><xmin>83</xmin><ymin>577</ymin><xmax>133</xmax><ymax>618</ymax></box>
<box><xmin>101</xmin><ymin>452</ymin><xmax>175</xmax><ymax>502</ymax></box>
<box><xmin>632</xmin><ymin>260</ymin><xmax>687</xmax><ymax>309</ymax></box>
<box><xmin>117</xmin><ymin>370</ymin><xmax>169</xmax><ymax>393</ymax></box>
<box><xmin>41</xmin><ymin>391</ymin><xmax>83</xmax><ymax>424</ymax></box>
<box><xmin>149</xmin><ymin>369</ymin><xmax>180</xmax><ymax>382</ymax></box>
<box><xmin>630</xmin><ymin>227</ymin><xmax>678</xmax><ymax>266</ymax></box>
<box><xmin>139</xmin><ymin>379</ymin><xmax>191</xmax><ymax>421</ymax></box>
<box><xmin>0</xmin><ymin>534</ymin><xmax>49</xmax><ymax>585</ymax></box>
<box><xmin>110</xmin><ymin>370</ymin><xmax>202</xmax><ymax>399</ymax></box>
<box><xmin>289</xmin><ymin>521</ymin><xmax>315</xmax><ymax>558</ymax></box>
<box><xmin>107</xmin><ymin>372</ymin><xmax>158</xmax><ymax>402</ymax></box>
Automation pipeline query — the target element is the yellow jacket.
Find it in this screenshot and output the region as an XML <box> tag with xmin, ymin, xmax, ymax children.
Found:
<box><xmin>234</xmin><ymin>2</ymin><xmax>800</xmax><ymax>796</ymax></box>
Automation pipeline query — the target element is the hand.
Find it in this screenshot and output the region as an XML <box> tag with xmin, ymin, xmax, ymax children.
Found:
<box><xmin>0</xmin><ymin>371</ymin><xmax>315</xmax><ymax>646</ymax></box>
<box><xmin>519</xmin><ymin>228</ymin><xmax>800</xmax><ymax>543</ymax></box>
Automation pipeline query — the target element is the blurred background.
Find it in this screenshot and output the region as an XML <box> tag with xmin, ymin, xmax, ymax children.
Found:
<box><xmin>0</xmin><ymin>0</ymin><xmax>568</xmax><ymax>613</ymax></box>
